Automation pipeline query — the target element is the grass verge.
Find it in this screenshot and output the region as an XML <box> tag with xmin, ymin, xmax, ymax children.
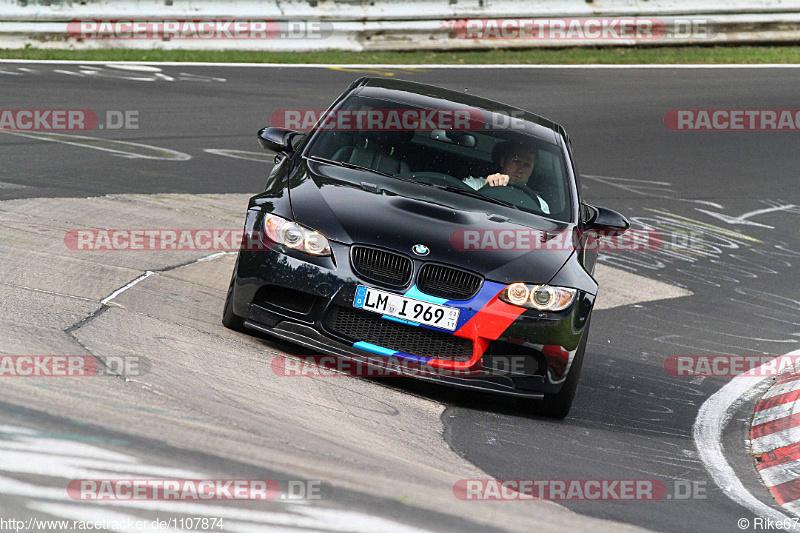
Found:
<box><xmin>1</xmin><ymin>46</ymin><xmax>800</xmax><ymax>64</ymax></box>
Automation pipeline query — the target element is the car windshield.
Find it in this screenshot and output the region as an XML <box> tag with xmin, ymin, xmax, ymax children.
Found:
<box><xmin>304</xmin><ymin>96</ymin><xmax>573</xmax><ymax>222</ymax></box>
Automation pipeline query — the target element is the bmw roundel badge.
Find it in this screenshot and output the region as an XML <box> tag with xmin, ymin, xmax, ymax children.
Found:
<box><xmin>412</xmin><ymin>244</ymin><xmax>430</xmax><ymax>256</ymax></box>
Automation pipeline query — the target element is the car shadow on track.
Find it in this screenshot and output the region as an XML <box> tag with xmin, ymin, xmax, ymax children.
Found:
<box><xmin>251</xmin><ymin>332</ymin><xmax>563</xmax><ymax>421</ymax></box>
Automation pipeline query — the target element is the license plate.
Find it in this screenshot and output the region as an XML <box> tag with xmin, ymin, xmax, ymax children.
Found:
<box><xmin>353</xmin><ymin>286</ymin><xmax>460</xmax><ymax>331</ymax></box>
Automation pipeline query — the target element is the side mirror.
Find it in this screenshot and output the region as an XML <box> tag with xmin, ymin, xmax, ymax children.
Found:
<box><xmin>584</xmin><ymin>204</ymin><xmax>630</xmax><ymax>234</ymax></box>
<box><xmin>257</xmin><ymin>127</ymin><xmax>300</xmax><ymax>153</ymax></box>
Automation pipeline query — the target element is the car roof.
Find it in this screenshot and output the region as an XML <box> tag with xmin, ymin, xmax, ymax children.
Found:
<box><xmin>349</xmin><ymin>77</ymin><xmax>568</xmax><ymax>145</ymax></box>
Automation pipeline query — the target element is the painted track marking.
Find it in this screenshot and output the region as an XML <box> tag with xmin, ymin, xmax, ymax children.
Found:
<box><xmin>0</xmin><ymin>131</ymin><xmax>192</xmax><ymax>161</ymax></box>
<box><xmin>203</xmin><ymin>148</ymin><xmax>273</xmax><ymax>163</ymax></box>
<box><xmin>694</xmin><ymin>349</ymin><xmax>800</xmax><ymax>531</ymax></box>
<box><xmin>0</xmin><ymin>424</ymin><xmax>431</xmax><ymax>533</ymax></box>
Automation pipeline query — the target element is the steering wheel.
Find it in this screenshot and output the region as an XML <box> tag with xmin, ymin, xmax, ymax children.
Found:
<box><xmin>410</xmin><ymin>172</ymin><xmax>473</xmax><ymax>191</ymax></box>
<box><xmin>507</xmin><ymin>181</ymin><xmax>545</xmax><ymax>203</ymax></box>
<box><xmin>479</xmin><ymin>181</ymin><xmax>545</xmax><ymax>213</ymax></box>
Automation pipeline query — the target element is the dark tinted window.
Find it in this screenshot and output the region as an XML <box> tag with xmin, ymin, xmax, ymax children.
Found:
<box><xmin>304</xmin><ymin>96</ymin><xmax>572</xmax><ymax>222</ymax></box>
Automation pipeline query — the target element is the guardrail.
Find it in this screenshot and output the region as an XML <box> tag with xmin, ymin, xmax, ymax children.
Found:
<box><xmin>1</xmin><ymin>0</ymin><xmax>799</xmax><ymax>51</ymax></box>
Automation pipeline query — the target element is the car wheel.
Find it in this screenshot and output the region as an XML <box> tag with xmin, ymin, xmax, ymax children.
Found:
<box><xmin>524</xmin><ymin>317</ymin><xmax>590</xmax><ymax>419</ymax></box>
<box><xmin>222</xmin><ymin>275</ymin><xmax>246</xmax><ymax>332</ymax></box>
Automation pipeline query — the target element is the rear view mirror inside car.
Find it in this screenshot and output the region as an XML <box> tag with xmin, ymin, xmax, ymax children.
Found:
<box><xmin>431</xmin><ymin>130</ymin><xmax>477</xmax><ymax>147</ymax></box>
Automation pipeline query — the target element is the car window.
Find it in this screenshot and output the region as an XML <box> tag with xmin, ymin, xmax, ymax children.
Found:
<box><xmin>303</xmin><ymin>96</ymin><xmax>573</xmax><ymax>222</ymax></box>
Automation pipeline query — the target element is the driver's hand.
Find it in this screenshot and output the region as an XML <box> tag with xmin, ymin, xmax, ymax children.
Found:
<box><xmin>485</xmin><ymin>173</ymin><xmax>510</xmax><ymax>187</ymax></box>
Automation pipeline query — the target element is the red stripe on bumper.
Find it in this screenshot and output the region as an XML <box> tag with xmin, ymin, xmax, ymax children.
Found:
<box><xmin>454</xmin><ymin>295</ymin><xmax>526</xmax><ymax>340</ymax></box>
<box><xmin>427</xmin><ymin>295</ymin><xmax>524</xmax><ymax>369</ymax></box>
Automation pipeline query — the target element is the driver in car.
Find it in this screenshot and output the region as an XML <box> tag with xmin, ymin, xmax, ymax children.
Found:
<box><xmin>462</xmin><ymin>142</ymin><xmax>550</xmax><ymax>215</ymax></box>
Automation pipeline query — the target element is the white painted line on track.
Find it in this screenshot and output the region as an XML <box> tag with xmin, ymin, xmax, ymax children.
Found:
<box><xmin>0</xmin><ymin>424</ymin><xmax>431</xmax><ymax>533</ymax></box>
<box><xmin>101</xmin><ymin>251</ymin><xmax>234</xmax><ymax>305</ymax></box>
<box><xmin>196</xmin><ymin>251</ymin><xmax>236</xmax><ymax>262</ymax></box>
<box><xmin>203</xmin><ymin>148</ymin><xmax>272</xmax><ymax>163</ymax></box>
<box><xmin>0</xmin><ymin>425</ymin><xmax>36</xmax><ymax>435</ymax></box>
<box><xmin>0</xmin><ymin>473</ymin><xmax>428</xmax><ymax>533</ymax></box>
<box><xmin>3</xmin><ymin>59</ymin><xmax>800</xmax><ymax>69</ymax></box>
<box><xmin>694</xmin><ymin>348</ymin><xmax>800</xmax><ymax>532</ymax></box>
<box><xmin>101</xmin><ymin>271</ymin><xmax>153</xmax><ymax>305</ymax></box>
<box><xmin>0</xmin><ymin>131</ymin><xmax>192</xmax><ymax>161</ymax></box>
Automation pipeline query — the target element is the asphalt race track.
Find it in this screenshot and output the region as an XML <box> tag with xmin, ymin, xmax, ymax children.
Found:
<box><xmin>1</xmin><ymin>62</ymin><xmax>800</xmax><ymax>532</ymax></box>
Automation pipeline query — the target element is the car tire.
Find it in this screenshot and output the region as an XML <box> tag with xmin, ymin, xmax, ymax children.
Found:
<box><xmin>222</xmin><ymin>275</ymin><xmax>246</xmax><ymax>332</ymax></box>
<box><xmin>525</xmin><ymin>317</ymin><xmax>590</xmax><ymax>419</ymax></box>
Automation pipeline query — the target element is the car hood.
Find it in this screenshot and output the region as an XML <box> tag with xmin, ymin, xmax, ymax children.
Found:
<box><xmin>285</xmin><ymin>158</ymin><xmax>575</xmax><ymax>284</ymax></box>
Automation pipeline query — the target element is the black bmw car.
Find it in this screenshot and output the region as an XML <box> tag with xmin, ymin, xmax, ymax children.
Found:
<box><xmin>223</xmin><ymin>77</ymin><xmax>629</xmax><ymax>418</ymax></box>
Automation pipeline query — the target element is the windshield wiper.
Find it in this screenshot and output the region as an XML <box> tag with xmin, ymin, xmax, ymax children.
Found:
<box><xmin>426</xmin><ymin>184</ymin><xmax>518</xmax><ymax>210</ymax></box>
<box><xmin>307</xmin><ymin>155</ymin><xmax>396</xmax><ymax>179</ymax></box>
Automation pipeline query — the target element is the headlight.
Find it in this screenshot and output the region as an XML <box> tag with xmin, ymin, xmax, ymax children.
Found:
<box><xmin>499</xmin><ymin>283</ymin><xmax>577</xmax><ymax>311</ymax></box>
<box><xmin>506</xmin><ymin>283</ymin><xmax>530</xmax><ymax>305</ymax></box>
<box><xmin>531</xmin><ymin>286</ymin><xmax>555</xmax><ymax>308</ymax></box>
<box><xmin>262</xmin><ymin>213</ymin><xmax>331</xmax><ymax>256</ymax></box>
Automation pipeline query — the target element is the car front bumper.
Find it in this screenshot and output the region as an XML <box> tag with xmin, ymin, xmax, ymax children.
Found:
<box><xmin>231</xmin><ymin>212</ymin><xmax>594</xmax><ymax>398</ymax></box>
